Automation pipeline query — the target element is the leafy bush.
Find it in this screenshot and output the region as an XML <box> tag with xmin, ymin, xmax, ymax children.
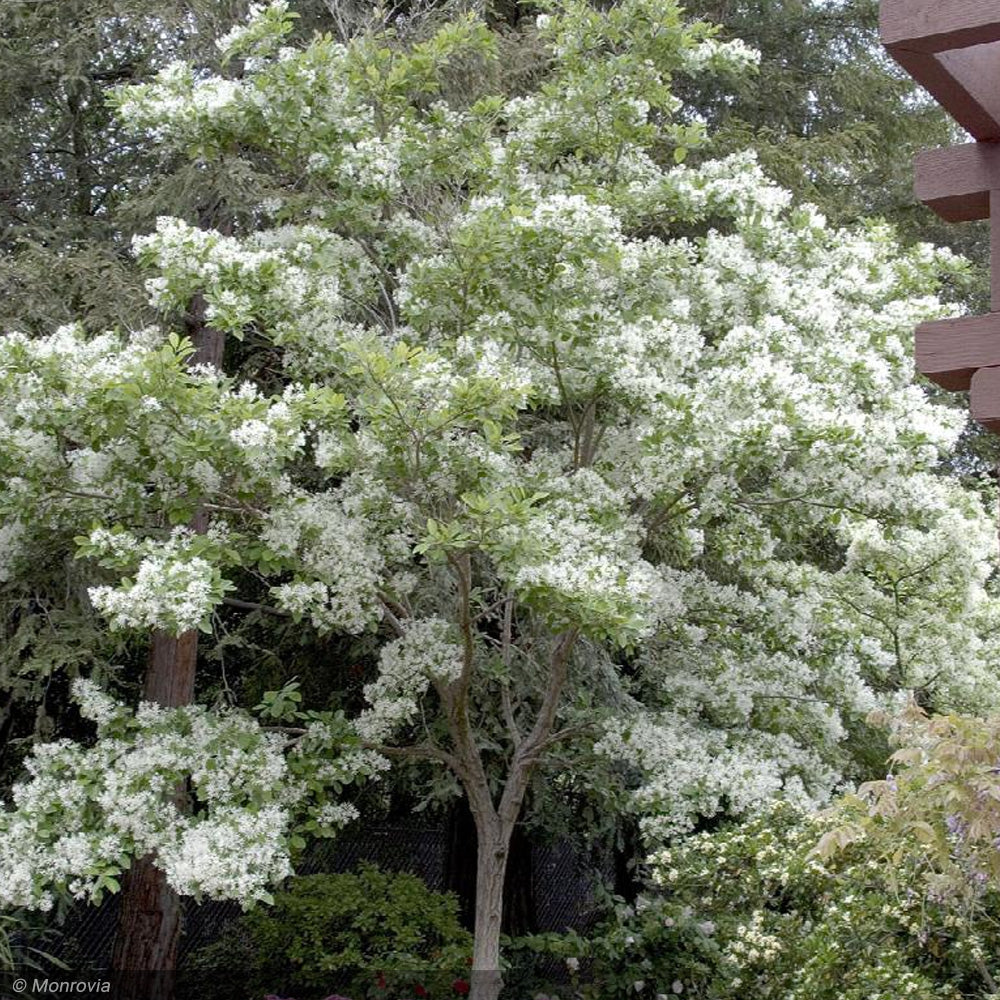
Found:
<box><xmin>823</xmin><ymin>704</ymin><xmax>1000</xmax><ymax>904</ymax></box>
<box><xmin>513</xmin><ymin>801</ymin><xmax>1000</xmax><ymax>999</ymax></box>
<box><xmin>187</xmin><ymin>865</ymin><xmax>472</xmax><ymax>1000</ymax></box>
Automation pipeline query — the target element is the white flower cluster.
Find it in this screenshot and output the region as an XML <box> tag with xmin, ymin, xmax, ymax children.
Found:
<box><xmin>116</xmin><ymin>61</ymin><xmax>243</xmax><ymax>139</ymax></box>
<box><xmin>723</xmin><ymin>910</ymin><xmax>783</xmax><ymax>968</ymax></box>
<box><xmin>597</xmin><ymin>712</ymin><xmax>833</xmax><ymax>841</ymax></box>
<box><xmin>681</xmin><ymin>37</ymin><xmax>760</xmax><ymax>74</ymax></box>
<box><xmin>215</xmin><ymin>1</ymin><xmax>290</xmax><ymax>57</ymax></box>
<box><xmin>356</xmin><ymin>618</ymin><xmax>463</xmax><ymax>742</ymax></box>
<box><xmin>118</xmin><ymin>25</ymin><xmax>400</xmax><ymax>204</ymax></box>
<box><xmin>157</xmin><ymin>804</ymin><xmax>293</xmax><ymax>902</ymax></box>
<box><xmin>494</xmin><ymin>470</ymin><xmax>680</xmax><ymax>641</ymax></box>
<box><xmin>0</xmin><ymin>680</ymin><xmax>365</xmax><ymax>910</ymax></box>
<box><xmin>263</xmin><ymin>492</ymin><xmax>385</xmax><ymax>633</ymax></box>
<box><xmin>133</xmin><ymin>219</ymin><xmax>373</xmax><ymax>355</ymax></box>
<box><xmin>71</xmin><ymin>677</ymin><xmax>121</xmax><ymax>727</ymax></box>
<box><xmin>89</xmin><ymin>553</ymin><xmax>218</xmax><ymax>634</ymax></box>
<box><xmin>85</xmin><ymin>528</ymin><xmax>230</xmax><ymax>634</ymax></box>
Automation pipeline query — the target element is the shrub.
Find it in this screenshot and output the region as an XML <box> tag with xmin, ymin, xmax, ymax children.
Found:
<box><xmin>187</xmin><ymin>865</ymin><xmax>472</xmax><ymax>1000</ymax></box>
<box><xmin>514</xmin><ymin>802</ymin><xmax>1000</xmax><ymax>999</ymax></box>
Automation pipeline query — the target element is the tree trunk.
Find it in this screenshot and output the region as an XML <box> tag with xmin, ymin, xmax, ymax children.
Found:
<box><xmin>453</xmin><ymin>629</ymin><xmax>578</xmax><ymax>1000</ymax></box>
<box><xmin>140</xmin><ymin>627</ymin><xmax>199</xmax><ymax>708</ymax></box>
<box><xmin>111</xmin><ymin>627</ymin><xmax>198</xmax><ymax>992</ymax></box>
<box><xmin>470</xmin><ymin>816</ymin><xmax>513</xmax><ymax>1000</ymax></box>
<box><xmin>111</xmin><ymin>284</ymin><xmax>224</xmax><ymax>990</ymax></box>
<box><xmin>110</xmin><ymin>858</ymin><xmax>180</xmax><ymax>1000</ymax></box>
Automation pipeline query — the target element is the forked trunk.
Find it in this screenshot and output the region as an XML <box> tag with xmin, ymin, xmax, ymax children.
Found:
<box><xmin>461</xmin><ymin>629</ymin><xmax>578</xmax><ymax>1000</ymax></box>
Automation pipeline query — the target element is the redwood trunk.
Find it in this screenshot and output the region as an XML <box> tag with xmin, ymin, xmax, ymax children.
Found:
<box><xmin>111</xmin><ymin>629</ymin><xmax>198</xmax><ymax>990</ymax></box>
<box><xmin>111</xmin><ymin>288</ymin><xmax>224</xmax><ymax>988</ymax></box>
<box><xmin>111</xmin><ymin>858</ymin><xmax>181</xmax><ymax>1000</ymax></box>
<box><xmin>140</xmin><ymin>629</ymin><xmax>199</xmax><ymax>708</ymax></box>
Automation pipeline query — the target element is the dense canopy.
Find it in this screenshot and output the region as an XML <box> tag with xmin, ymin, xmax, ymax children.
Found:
<box><xmin>2</xmin><ymin>2</ymin><xmax>1000</xmax><ymax>998</ymax></box>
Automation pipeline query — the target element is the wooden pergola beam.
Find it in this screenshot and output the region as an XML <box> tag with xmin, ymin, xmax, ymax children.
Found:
<box><xmin>881</xmin><ymin>1</ymin><xmax>1000</xmax><ymax>139</ymax></box>
<box><xmin>915</xmin><ymin>314</ymin><xmax>1000</xmax><ymax>391</ymax></box>
<box><xmin>880</xmin><ymin>1</ymin><xmax>1000</xmax><ymax>53</ymax></box>
<box><xmin>915</xmin><ymin>142</ymin><xmax>1000</xmax><ymax>221</ymax></box>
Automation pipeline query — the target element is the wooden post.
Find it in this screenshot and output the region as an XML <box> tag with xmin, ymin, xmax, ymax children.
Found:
<box><xmin>991</xmin><ymin>190</ymin><xmax>1000</xmax><ymax>313</ymax></box>
<box><xmin>971</xmin><ymin>365</ymin><xmax>1000</xmax><ymax>432</ymax></box>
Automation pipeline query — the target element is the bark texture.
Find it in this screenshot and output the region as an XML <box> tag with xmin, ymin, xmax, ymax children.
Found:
<box><xmin>470</xmin><ymin>815</ymin><xmax>513</xmax><ymax>1000</ymax></box>
<box><xmin>110</xmin><ymin>283</ymin><xmax>225</xmax><ymax>991</ymax></box>
<box><xmin>110</xmin><ymin>859</ymin><xmax>181</xmax><ymax>1000</ymax></box>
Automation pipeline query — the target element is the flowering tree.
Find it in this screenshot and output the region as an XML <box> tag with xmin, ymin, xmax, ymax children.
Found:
<box><xmin>2</xmin><ymin>1</ymin><xmax>1000</xmax><ymax>996</ymax></box>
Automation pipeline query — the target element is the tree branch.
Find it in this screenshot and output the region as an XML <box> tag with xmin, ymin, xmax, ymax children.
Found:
<box><xmin>378</xmin><ymin>595</ymin><xmax>407</xmax><ymax>637</ymax></box>
<box><xmin>370</xmin><ymin>741</ymin><xmax>466</xmax><ymax>779</ymax></box>
<box><xmin>222</xmin><ymin>597</ymin><xmax>288</xmax><ymax>617</ymax></box>
<box><xmin>498</xmin><ymin>627</ymin><xmax>580</xmax><ymax>828</ymax></box>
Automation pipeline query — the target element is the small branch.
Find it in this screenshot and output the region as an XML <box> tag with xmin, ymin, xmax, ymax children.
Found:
<box><xmin>46</xmin><ymin>486</ymin><xmax>114</xmax><ymax>503</ymax></box>
<box><xmin>497</xmin><ymin>627</ymin><xmax>580</xmax><ymax>828</ymax></box>
<box><xmin>369</xmin><ymin>741</ymin><xmax>465</xmax><ymax>777</ymax></box>
<box><xmin>501</xmin><ymin>683</ymin><xmax>521</xmax><ymax>749</ymax></box>
<box><xmin>378</xmin><ymin>596</ymin><xmax>407</xmax><ymax>637</ymax></box>
<box><xmin>525</xmin><ymin>628</ymin><xmax>580</xmax><ymax>752</ymax></box>
<box><xmin>527</xmin><ymin>721</ymin><xmax>596</xmax><ymax>760</ymax></box>
<box><xmin>450</xmin><ymin>551</ymin><xmax>476</xmax><ymax>695</ymax></box>
<box><xmin>499</xmin><ymin>596</ymin><xmax>521</xmax><ymax>747</ymax></box>
<box><xmin>222</xmin><ymin>597</ymin><xmax>288</xmax><ymax>617</ymax></box>
<box><xmin>752</xmin><ymin>693</ymin><xmax>832</xmax><ymax>705</ymax></box>
<box><xmin>734</xmin><ymin>493</ymin><xmax>872</xmax><ymax>519</ymax></box>
<box><xmin>472</xmin><ymin>594</ymin><xmax>512</xmax><ymax>625</ymax></box>
<box><xmin>975</xmin><ymin>953</ymin><xmax>999</xmax><ymax>995</ymax></box>
<box><xmin>501</xmin><ymin>595</ymin><xmax>514</xmax><ymax>666</ymax></box>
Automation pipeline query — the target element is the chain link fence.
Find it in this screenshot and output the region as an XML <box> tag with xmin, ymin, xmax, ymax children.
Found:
<box><xmin>50</xmin><ymin>820</ymin><xmax>609</xmax><ymax>969</ymax></box>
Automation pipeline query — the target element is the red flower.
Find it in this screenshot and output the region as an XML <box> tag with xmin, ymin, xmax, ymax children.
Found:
<box><xmin>452</xmin><ymin>980</ymin><xmax>471</xmax><ymax>995</ymax></box>
<box><xmin>376</xmin><ymin>973</ymin><xmax>387</xmax><ymax>989</ymax></box>
<box><xmin>415</xmin><ymin>986</ymin><xmax>428</xmax><ymax>997</ymax></box>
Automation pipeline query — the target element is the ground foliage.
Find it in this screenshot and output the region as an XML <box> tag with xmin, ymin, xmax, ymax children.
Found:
<box><xmin>514</xmin><ymin>801</ymin><xmax>1000</xmax><ymax>999</ymax></box>
<box><xmin>188</xmin><ymin>865</ymin><xmax>473</xmax><ymax>999</ymax></box>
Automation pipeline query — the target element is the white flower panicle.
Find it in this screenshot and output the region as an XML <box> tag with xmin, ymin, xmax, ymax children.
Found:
<box><xmin>0</xmin><ymin>681</ymin><xmax>366</xmax><ymax>911</ymax></box>
<box><xmin>262</xmin><ymin>492</ymin><xmax>385</xmax><ymax>634</ymax></box>
<box><xmin>356</xmin><ymin>618</ymin><xmax>464</xmax><ymax>742</ymax></box>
